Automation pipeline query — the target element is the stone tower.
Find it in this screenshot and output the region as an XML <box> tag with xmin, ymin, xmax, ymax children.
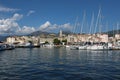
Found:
<box><xmin>59</xmin><ymin>30</ymin><xmax>62</xmax><ymax>38</ymax></box>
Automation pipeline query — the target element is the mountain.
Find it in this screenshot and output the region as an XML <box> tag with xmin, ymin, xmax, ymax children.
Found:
<box><xmin>105</xmin><ymin>29</ymin><xmax>120</xmax><ymax>37</ymax></box>
<box><xmin>0</xmin><ymin>36</ymin><xmax>8</xmax><ymax>41</ymax></box>
<box><xmin>28</xmin><ymin>31</ymin><xmax>59</xmax><ymax>38</ymax></box>
<box><xmin>28</xmin><ymin>30</ymin><xmax>72</xmax><ymax>37</ymax></box>
<box><xmin>28</xmin><ymin>31</ymin><xmax>49</xmax><ymax>36</ymax></box>
<box><xmin>62</xmin><ymin>30</ymin><xmax>72</xmax><ymax>35</ymax></box>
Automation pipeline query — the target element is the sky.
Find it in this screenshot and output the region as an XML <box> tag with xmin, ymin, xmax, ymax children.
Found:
<box><xmin>0</xmin><ymin>0</ymin><xmax>120</xmax><ymax>35</ymax></box>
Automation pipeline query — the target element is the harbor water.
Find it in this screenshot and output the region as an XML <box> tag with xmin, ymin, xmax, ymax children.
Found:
<box><xmin>0</xmin><ymin>47</ymin><xmax>120</xmax><ymax>80</ymax></box>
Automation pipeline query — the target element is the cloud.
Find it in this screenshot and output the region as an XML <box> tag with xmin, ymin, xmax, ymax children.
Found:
<box><xmin>60</xmin><ymin>23</ymin><xmax>72</xmax><ymax>31</ymax></box>
<box><xmin>0</xmin><ymin>13</ymin><xmax>23</xmax><ymax>33</ymax></box>
<box><xmin>0</xmin><ymin>13</ymin><xmax>72</xmax><ymax>35</ymax></box>
<box><xmin>18</xmin><ymin>26</ymin><xmax>35</xmax><ymax>34</ymax></box>
<box><xmin>39</xmin><ymin>21</ymin><xmax>52</xmax><ymax>31</ymax></box>
<box><xmin>0</xmin><ymin>16</ymin><xmax>20</xmax><ymax>34</ymax></box>
<box><xmin>39</xmin><ymin>21</ymin><xmax>72</xmax><ymax>32</ymax></box>
<box><xmin>0</xmin><ymin>13</ymin><xmax>33</xmax><ymax>35</ymax></box>
<box><xmin>12</xmin><ymin>13</ymin><xmax>23</xmax><ymax>20</ymax></box>
<box><xmin>27</xmin><ymin>10</ymin><xmax>35</xmax><ymax>16</ymax></box>
<box><xmin>0</xmin><ymin>6</ymin><xmax>19</xmax><ymax>12</ymax></box>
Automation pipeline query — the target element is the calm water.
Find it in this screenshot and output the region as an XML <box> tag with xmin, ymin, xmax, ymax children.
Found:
<box><xmin>0</xmin><ymin>47</ymin><xmax>120</xmax><ymax>80</ymax></box>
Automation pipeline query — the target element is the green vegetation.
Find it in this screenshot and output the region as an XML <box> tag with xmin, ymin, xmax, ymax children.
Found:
<box><xmin>62</xmin><ymin>39</ymin><xmax>67</xmax><ymax>45</ymax></box>
<box><xmin>53</xmin><ymin>38</ymin><xmax>61</xmax><ymax>45</ymax></box>
<box><xmin>45</xmin><ymin>41</ymin><xmax>49</xmax><ymax>44</ymax></box>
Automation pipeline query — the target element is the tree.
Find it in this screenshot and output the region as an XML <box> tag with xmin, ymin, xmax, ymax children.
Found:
<box><xmin>53</xmin><ymin>38</ymin><xmax>61</xmax><ymax>45</ymax></box>
<box><xmin>62</xmin><ymin>39</ymin><xmax>67</xmax><ymax>45</ymax></box>
<box><xmin>45</xmin><ymin>41</ymin><xmax>49</xmax><ymax>44</ymax></box>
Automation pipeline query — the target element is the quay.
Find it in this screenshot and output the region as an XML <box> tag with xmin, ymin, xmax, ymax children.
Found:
<box><xmin>0</xmin><ymin>30</ymin><xmax>120</xmax><ymax>51</ymax></box>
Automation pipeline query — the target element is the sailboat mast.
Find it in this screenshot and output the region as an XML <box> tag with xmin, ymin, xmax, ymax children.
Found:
<box><xmin>89</xmin><ymin>12</ymin><xmax>94</xmax><ymax>34</ymax></box>
<box><xmin>117</xmin><ymin>22</ymin><xmax>119</xmax><ymax>34</ymax></box>
<box><xmin>99</xmin><ymin>11</ymin><xmax>102</xmax><ymax>34</ymax></box>
<box><xmin>73</xmin><ymin>16</ymin><xmax>79</xmax><ymax>34</ymax></box>
<box><xmin>94</xmin><ymin>8</ymin><xmax>101</xmax><ymax>34</ymax></box>
<box><xmin>81</xmin><ymin>11</ymin><xmax>86</xmax><ymax>34</ymax></box>
<box><xmin>113</xmin><ymin>24</ymin><xmax>115</xmax><ymax>37</ymax></box>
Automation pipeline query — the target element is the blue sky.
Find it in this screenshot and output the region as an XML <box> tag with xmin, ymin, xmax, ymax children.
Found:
<box><xmin>0</xmin><ymin>0</ymin><xmax>120</xmax><ymax>35</ymax></box>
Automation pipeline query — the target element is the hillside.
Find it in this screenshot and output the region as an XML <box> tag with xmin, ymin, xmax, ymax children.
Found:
<box><xmin>106</xmin><ymin>29</ymin><xmax>120</xmax><ymax>37</ymax></box>
<box><xmin>0</xmin><ymin>36</ymin><xmax>8</xmax><ymax>41</ymax></box>
<box><xmin>28</xmin><ymin>31</ymin><xmax>49</xmax><ymax>36</ymax></box>
<box><xmin>28</xmin><ymin>30</ymin><xmax>72</xmax><ymax>37</ymax></box>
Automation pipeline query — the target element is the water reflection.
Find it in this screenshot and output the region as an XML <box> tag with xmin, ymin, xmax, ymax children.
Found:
<box><xmin>0</xmin><ymin>48</ymin><xmax>120</xmax><ymax>80</ymax></box>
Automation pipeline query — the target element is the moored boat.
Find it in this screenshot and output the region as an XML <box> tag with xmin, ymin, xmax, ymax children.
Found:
<box><xmin>5</xmin><ymin>44</ymin><xmax>15</xmax><ymax>50</ymax></box>
<box><xmin>0</xmin><ymin>44</ymin><xmax>6</xmax><ymax>51</ymax></box>
<box><xmin>70</xmin><ymin>45</ymin><xmax>79</xmax><ymax>50</ymax></box>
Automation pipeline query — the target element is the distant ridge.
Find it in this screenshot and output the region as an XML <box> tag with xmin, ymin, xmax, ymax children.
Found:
<box><xmin>28</xmin><ymin>30</ymin><xmax>72</xmax><ymax>37</ymax></box>
<box><xmin>105</xmin><ymin>29</ymin><xmax>120</xmax><ymax>37</ymax></box>
<box><xmin>28</xmin><ymin>31</ymin><xmax>49</xmax><ymax>36</ymax></box>
<box><xmin>0</xmin><ymin>36</ymin><xmax>8</xmax><ymax>41</ymax></box>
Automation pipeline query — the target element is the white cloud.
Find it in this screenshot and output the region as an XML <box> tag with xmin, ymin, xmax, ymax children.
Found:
<box><xmin>18</xmin><ymin>26</ymin><xmax>35</xmax><ymax>34</ymax></box>
<box><xmin>0</xmin><ymin>6</ymin><xmax>19</xmax><ymax>12</ymax></box>
<box><xmin>0</xmin><ymin>13</ymin><xmax>36</xmax><ymax>35</ymax></box>
<box><xmin>0</xmin><ymin>13</ymin><xmax>72</xmax><ymax>35</ymax></box>
<box><xmin>0</xmin><ymin>13</ymin><xmax>32</xmax><ymax>35</ymax></box>
<box><xmin>39</xmin><ymin>21</ymin><xmax>72</xmax><ymax>32</ymax></box>
<box><xmin>0</xmin><ymin>17</ymin><xmax>20</xmax><ymax>34</ymax></box>
<box><xmin>39</xmin><ymin>21</ymin><xmax>51</xmax><ymax>31</ymax></box>
<box><xmin>27</xmin><ymin>10</ymin><xmax>35</xmax><ymax>16</ymax></box>
<box><xmin>12</xmin><ymin>13</ymin><xmax>23</xmax><ymax>20</ymax></box>
<box><xmin>60</xmin><ymin>23</ymin><xmax>72</xmax><ymax>31</ymax></box>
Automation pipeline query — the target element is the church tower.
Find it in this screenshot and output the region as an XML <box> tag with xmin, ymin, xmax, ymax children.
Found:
<box><xmin>59</xmin><ymin>30</ymin><xmax>62</xmax><ymax>38</ymax></box>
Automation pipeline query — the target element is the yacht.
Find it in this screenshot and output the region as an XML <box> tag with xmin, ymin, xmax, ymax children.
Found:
<box><xmin>0</xmin><ymin>44</ymin><xmax>6</xmax><ymax>51</ymax></box>
<box><xmin>87</xmin><ymin>45</ymin><xmax>104</xmax><ymax>50</ymax></box>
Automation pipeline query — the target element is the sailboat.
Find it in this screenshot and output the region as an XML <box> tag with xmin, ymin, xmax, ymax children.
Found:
<box><xmin>77</xmin><ymin>11</ymin><xmax>87</xmax><ymax>50</ymax></box>
<box><xmin>112</xmin><ymin>23</ymin><xmax>120</xmax><ymax>50</ymax></box>
<box><xmin>69</xmin><ymin>16</ymin><xmax>80</xmax><ymax>50</ymax></box>
<box><xmin>86</xmin><ymin>8</ymin><xmax>108</xmax><ymax>50</ymax></box>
